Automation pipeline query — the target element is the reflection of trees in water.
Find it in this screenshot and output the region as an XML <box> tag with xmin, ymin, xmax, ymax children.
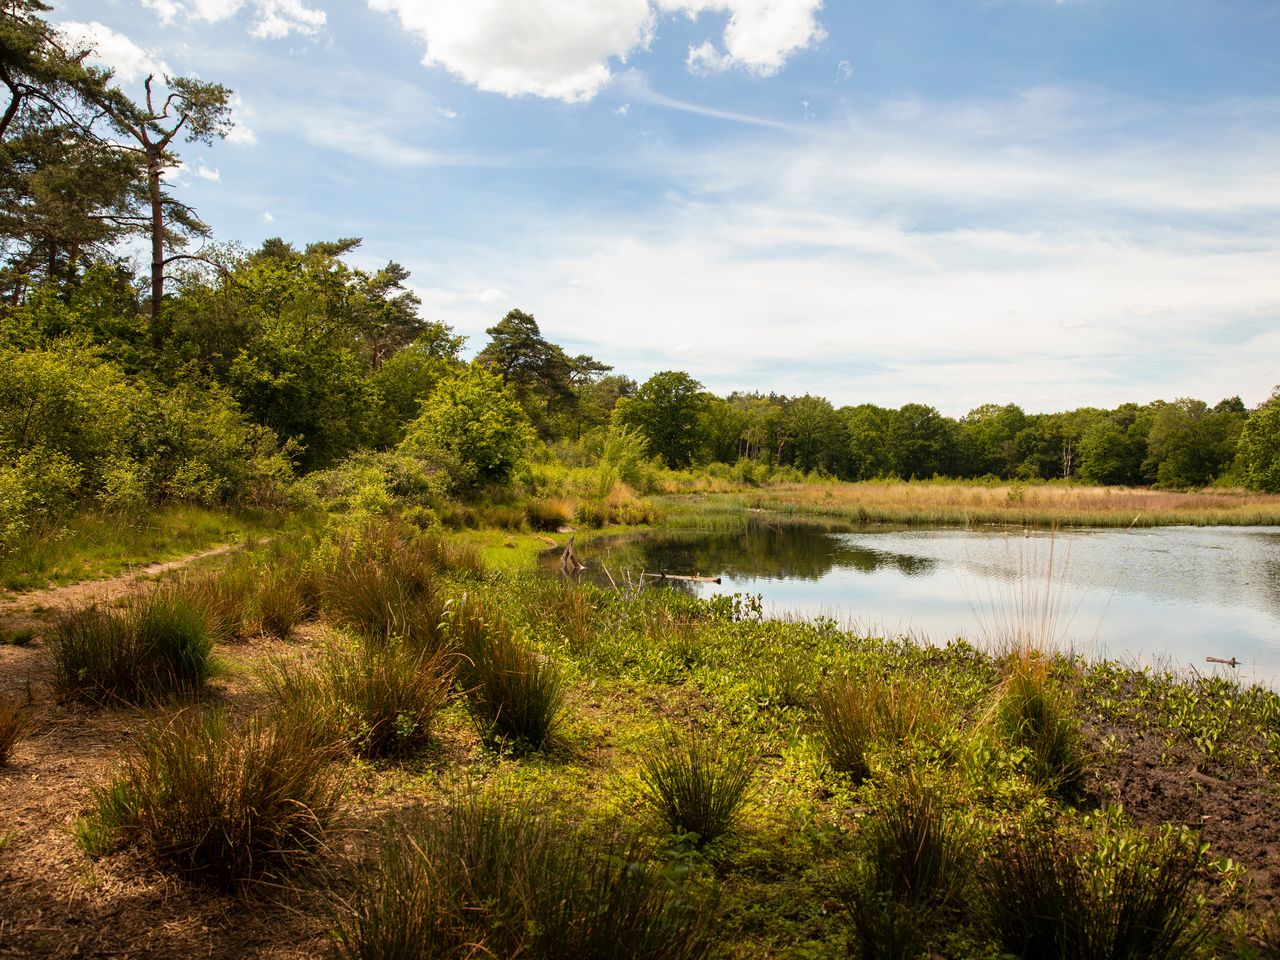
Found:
<box><xmin>574</xmin><ymin>519</ymin><xmax>937</xmax><ymax>584</ymax></box>
<box><xmin>1257</xmin><ymin>558</ymin><xmax>1280</xmax><ymax>620</ymax></box>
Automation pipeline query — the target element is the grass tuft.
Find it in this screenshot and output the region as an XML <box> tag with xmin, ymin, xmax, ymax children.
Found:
<box><xmin>450</xmin><ymin>595</ymin><xmax>566</xmax><ymax>753</ymax></box>
<box><xmin>51</xmin><ymin>591</ymin><xmax>214</xmax><ymax>704</ymax></box>
<box><xmin>813</xmin><ymin>672</ymin><xmax>943</xmax><ymax>782</ymax></box>
<box><xmin>842</xmin><ymin>776</ymin><xmax>975</xmax><ymax>957</ymax></box>
<box><xmin>637</xmin><ymin>727</ymin><xmax>757</xmax><ymax>847</ymax></box>
<box><xmin>0</xmin><ymin>695</ymin><xmax>34</xmax><ymax>765</ymax></box>
<box><xmin>980</xmin><ymin>819</ymin><xmax>1207</xmax><ymax>960</ymax></box>
<box><xmin>994</xmin><ymin>654</ymin><xmax>1087</xmax><ymax>795</ymax></box>
<box><xmin>262</xmin><ymin>638</ymin><xmax>455</xmax><ymax>759</ymax></box>
<box><xmin>77</xmin><ymin>709</ymin><xmax>345</xmax><ymax>888</ymax></box>
<box><xmin>332</xmin><ymin>794</ymin><xmax>720</xmax><ymax>960</ymax></box>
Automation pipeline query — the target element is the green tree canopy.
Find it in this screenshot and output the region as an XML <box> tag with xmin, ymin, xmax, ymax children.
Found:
<box><xmin>400</xmin><ymin>363</ymin><xmax>532</xmax><ymax>490</ymax></box>
<box><xmin>616</xmin><ymin>370</ymin><xmax>710</xmax><ymax>468</ymax></box>
<box><xmin>1238</xmin><ymin>388</ymin><xmax>1280</xmax><ymax>492</ymax></box>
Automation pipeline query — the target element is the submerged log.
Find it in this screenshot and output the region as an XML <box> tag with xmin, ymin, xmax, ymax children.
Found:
<box><xmin>642</xmin><ymin>571</ymin><xmax>722</xmax><ymax>584</ymax></box>
<box><xmin>1205</xmin><ymin>656</ymin><xmax>1240</xmax><ymax>667</ymax></box>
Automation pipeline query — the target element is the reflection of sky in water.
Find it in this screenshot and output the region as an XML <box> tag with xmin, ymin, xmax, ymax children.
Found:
<box><xmin>620</xmin><ymin>525</ymin><xmax>1280</xmax><ymax>689</ymax></box>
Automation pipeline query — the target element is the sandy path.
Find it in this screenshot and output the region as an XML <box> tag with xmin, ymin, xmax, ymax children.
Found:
<box><xmin>0</xmin><ymin>544</ymin><xmax>238</xmax><ymax>633</ymax></box>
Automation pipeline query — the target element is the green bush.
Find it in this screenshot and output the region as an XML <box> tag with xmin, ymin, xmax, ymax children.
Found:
<box><xmin>332</xmin><ymin>795</ymin><xmax>720</xmax><ymax>960</ymax></box>
<box><xmin>78</xmin><ymin>710</ymin><xmax>345</xmax><ymax>888</ymax></box>
<box><xmin>637</xmin><ymin>728</ymin><xmax>757</xmax><ymax>847</ymax></box>
<box><xmin>450</xmin><ymin>596</ymin><xmax>565</xmax><ymax>753</ymax></box>
<box><xmin>263</xmin><ymin>638</ymin><xmax>455</xmax><ymax>759</ymax></box>
<box><xmin>980</xmin><ymin>820</ymin><xmax>1207</xmax><ymax>960</ymax></box>
<box><xmin>52</xmin><ymin>591</ymin><xmax>214</xmax><ymax>704</ymax></box>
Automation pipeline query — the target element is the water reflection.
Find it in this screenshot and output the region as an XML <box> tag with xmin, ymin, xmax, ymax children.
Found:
<box><xmin>565</xmin><ymin>520</ymin><xmax>1280</xmax><ymax>687</ymax></box>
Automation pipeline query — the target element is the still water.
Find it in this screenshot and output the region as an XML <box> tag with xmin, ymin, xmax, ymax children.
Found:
<box><xmin>575</xmin><ymin>521</ymin><xmax>1280</xmax><ymax>688</ymax></box>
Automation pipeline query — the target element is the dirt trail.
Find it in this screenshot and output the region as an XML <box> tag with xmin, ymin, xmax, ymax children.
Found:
<box><xmin>0</xmin><ymin>543</ymin><xmax>237</xmax><ymax>632</ymax></box>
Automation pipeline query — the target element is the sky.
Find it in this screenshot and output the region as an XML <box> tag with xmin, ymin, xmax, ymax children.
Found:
<box><xmin>49</xmin><ymin>0</ymin><xmax>1280</xmax><ymax>416</ymax></box>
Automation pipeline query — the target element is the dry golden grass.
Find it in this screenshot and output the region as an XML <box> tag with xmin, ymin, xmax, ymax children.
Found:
<box><xmin>743</xmin><ymin>480</ymin><xmax>1280</xmax><ymax>527</ymax></box>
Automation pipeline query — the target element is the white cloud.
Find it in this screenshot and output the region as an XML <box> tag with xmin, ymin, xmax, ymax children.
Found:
<box><xmin>367</xmin><ymin>0</ymin><xmax>825</xmax><ymax>102</ymax></box>
<box><xmin>615</xmin><ymin>103</ymin><xmax>630</xmax><ymax>115</ymax></box>
<box><xmin>475</xmin><ymin>287</ymin><xmax>506</xmax><ymax>303</ymax></box>
<box><xmin>137</xmin><ymin>0</ymin><xmax>326</xmax><ymax>38</ymax></box>
<box><xmin>685</xmin><ymin>39</ymin><xmax>730</xmax><ymax>75</ymax></box>
<box><xmin>193</xmin><ymin>162</ymin><xmax>221</xmax><ymax>180</ymax></box>
<box><xmin>251</xmin><ymin>0</ymin><xmax>327</xmax><ymax>38</ymax></box>
<box><xmin>835</xmin><ymin>58</ymin><xmax>852</xmax><ymax>82</ymax></box>
<box><xmin>664</xmin><ymin>0</ymin><xmax>827</xmax><ymax>77</ymax></box>
<box><xmin>262</xmin><ymin>211</ymin><xmax>275</xmax><ymax>223</ymax></box>
<box><xmin>57</xmin><ymin>21</ymin><xmax>170</xmax><ymax>82</ymax></box>
<box><xmin>140</xmin><ymin>0</ymin><xmax>182</xmax><ymax>25</ymax></box>
<box><xmin>437</xmin><ymin>106</ymin><xmax>459</xmax><ymax>119</ymax></box>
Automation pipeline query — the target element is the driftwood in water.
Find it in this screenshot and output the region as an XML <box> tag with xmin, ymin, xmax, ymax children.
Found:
<box><xmin>643</xmin><ymin>571</ymin><xmax>722</xmax><ymax>584</ymax></box>
<box><xmin>560</xmin><ymin>535</ymin><xmax>586</xmax><ymax>574</ymax></box>
<box><xmin>1205</xmin><ymin>656</ymin><xmax>1240</xmax><ymax>667</ymax></box>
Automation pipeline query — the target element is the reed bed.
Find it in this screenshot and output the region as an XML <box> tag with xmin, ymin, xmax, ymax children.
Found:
<box><xmin>746</xmin><ymin>480</ymin><xmax>1280</xmax><ymax>528</ymax></box>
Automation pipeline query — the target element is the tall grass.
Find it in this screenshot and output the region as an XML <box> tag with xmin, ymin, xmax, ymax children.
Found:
<box><xmin>637</xmin><ymin>727</ymin><xmax>757</xmax><ymax>847</ymax></box>
<box><xmin>262</xmin><ymin>638</ymin><xmax>455</xmax><ymax>759</ymax></box>
<box><xmin>321</xmin><ymin>522</ymin><xmax>481</xmax><ymax>650</ymax></box>
<box><xmin>842</xmin><ymin>777</ymin><xmax>975</xmax><ymax>958</ymax></box>
<box><xmin>51</xmin><ymin>590</ymin><xmax>214</xmax><ymax>704</ymax></box>
<box><xmin>332</xmin><ymin>795</ymin><xmax>720</xmax><ymax>960</ymax></box>
<box><xmin>813</xmin><ymin>673</ymin><xmax>945</xmax><ymax>782</ymax></box>
<box><xmin>78</xmin><ymin>710</ymin><xmax>345</xmax><ymax>888</ymax></box>
<box><xmin>748</xmin><ymin>479</ymin><xmax>1280</xmax><ymax>528</ymax></box>
<box><xmin>981</xmin><ymin>822</ymin><xmax>1207</xmax><ymax>960</ymax></box>
<box><xmin>450</xmin><ymin>595</ymin><xmax>565</xmax><ymax>753</ymax></box>
<box><xmin>993</xmin><ymin>654</ymin><xmax>1088</xmax><ymax>796</ymax></box>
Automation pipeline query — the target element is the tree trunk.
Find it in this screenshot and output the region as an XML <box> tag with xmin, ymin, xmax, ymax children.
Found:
<box><xmin>148</xmin><ymin>147</ymin><xmax>165</xmax><ymax>347</ymax></box>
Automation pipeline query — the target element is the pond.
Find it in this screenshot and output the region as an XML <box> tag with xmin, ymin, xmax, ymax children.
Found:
<box><xmin>566</xmin><ymin>519</ymin><xmax>1280</xmax><ymax>688</ymax></box>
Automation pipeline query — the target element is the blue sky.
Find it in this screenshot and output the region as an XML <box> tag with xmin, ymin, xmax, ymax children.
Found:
<box><xmin>53</xmin><ymin>0</ymin><xmax>1280</xmax><ymax>415</ymax></box>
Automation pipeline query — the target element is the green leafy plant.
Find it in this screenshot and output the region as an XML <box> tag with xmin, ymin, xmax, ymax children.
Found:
<box><xmin>637</xmin><ymin>727</ymin><xmax>757</xmax><ymax>847</ymax></box>
<box><xmin>813</xmin><ymin>672</ymin><xmax>943</xmax><ymax>782</ymax></box>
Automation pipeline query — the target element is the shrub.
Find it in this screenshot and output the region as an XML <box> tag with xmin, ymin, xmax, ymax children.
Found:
<box><xmin>994</xmin><ymin>655</ymin><xmax>1087</xmax><ymax>795</ymax></box>
<box><xmin>980</xmin><ymin>820</ymin><xmax>1207</xmax><ymax>960</ymax></box>
<box><xmin>637</xmin><ymin>727</ymin><xmax>757</xmax><ymax>847</ymax></box>
<box><xmin>0</xmin><ymin>694</ymin><xmax>33</xmax><ymax>765</ymax></box>
<box><xmin>52</xmin><ymin>591</ymin><xmax>214</xmax><ymax>704</ymax></box>
<box><xmin>78</xmin><ymin>710</ymin><xmax>345</xmax><ymax>888</ymax></box>
<box><xmin>332</xmin><ymin>795</ymin><xmax>719</xmax><ymax>960</ymax></box>
<box><xmin>842</xmin><ymin>777</ymin><xmax>975</xmax><ymax>957</ymax></box>
<box><xmin>449</xmin><ymin>596</ymin><xmax>565</xmax><ymax>753</ymax></box>
<box><xmin>262</xmin><ymin>639</ymin><xmax>455</xmax><ymax>759</ymax></box>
